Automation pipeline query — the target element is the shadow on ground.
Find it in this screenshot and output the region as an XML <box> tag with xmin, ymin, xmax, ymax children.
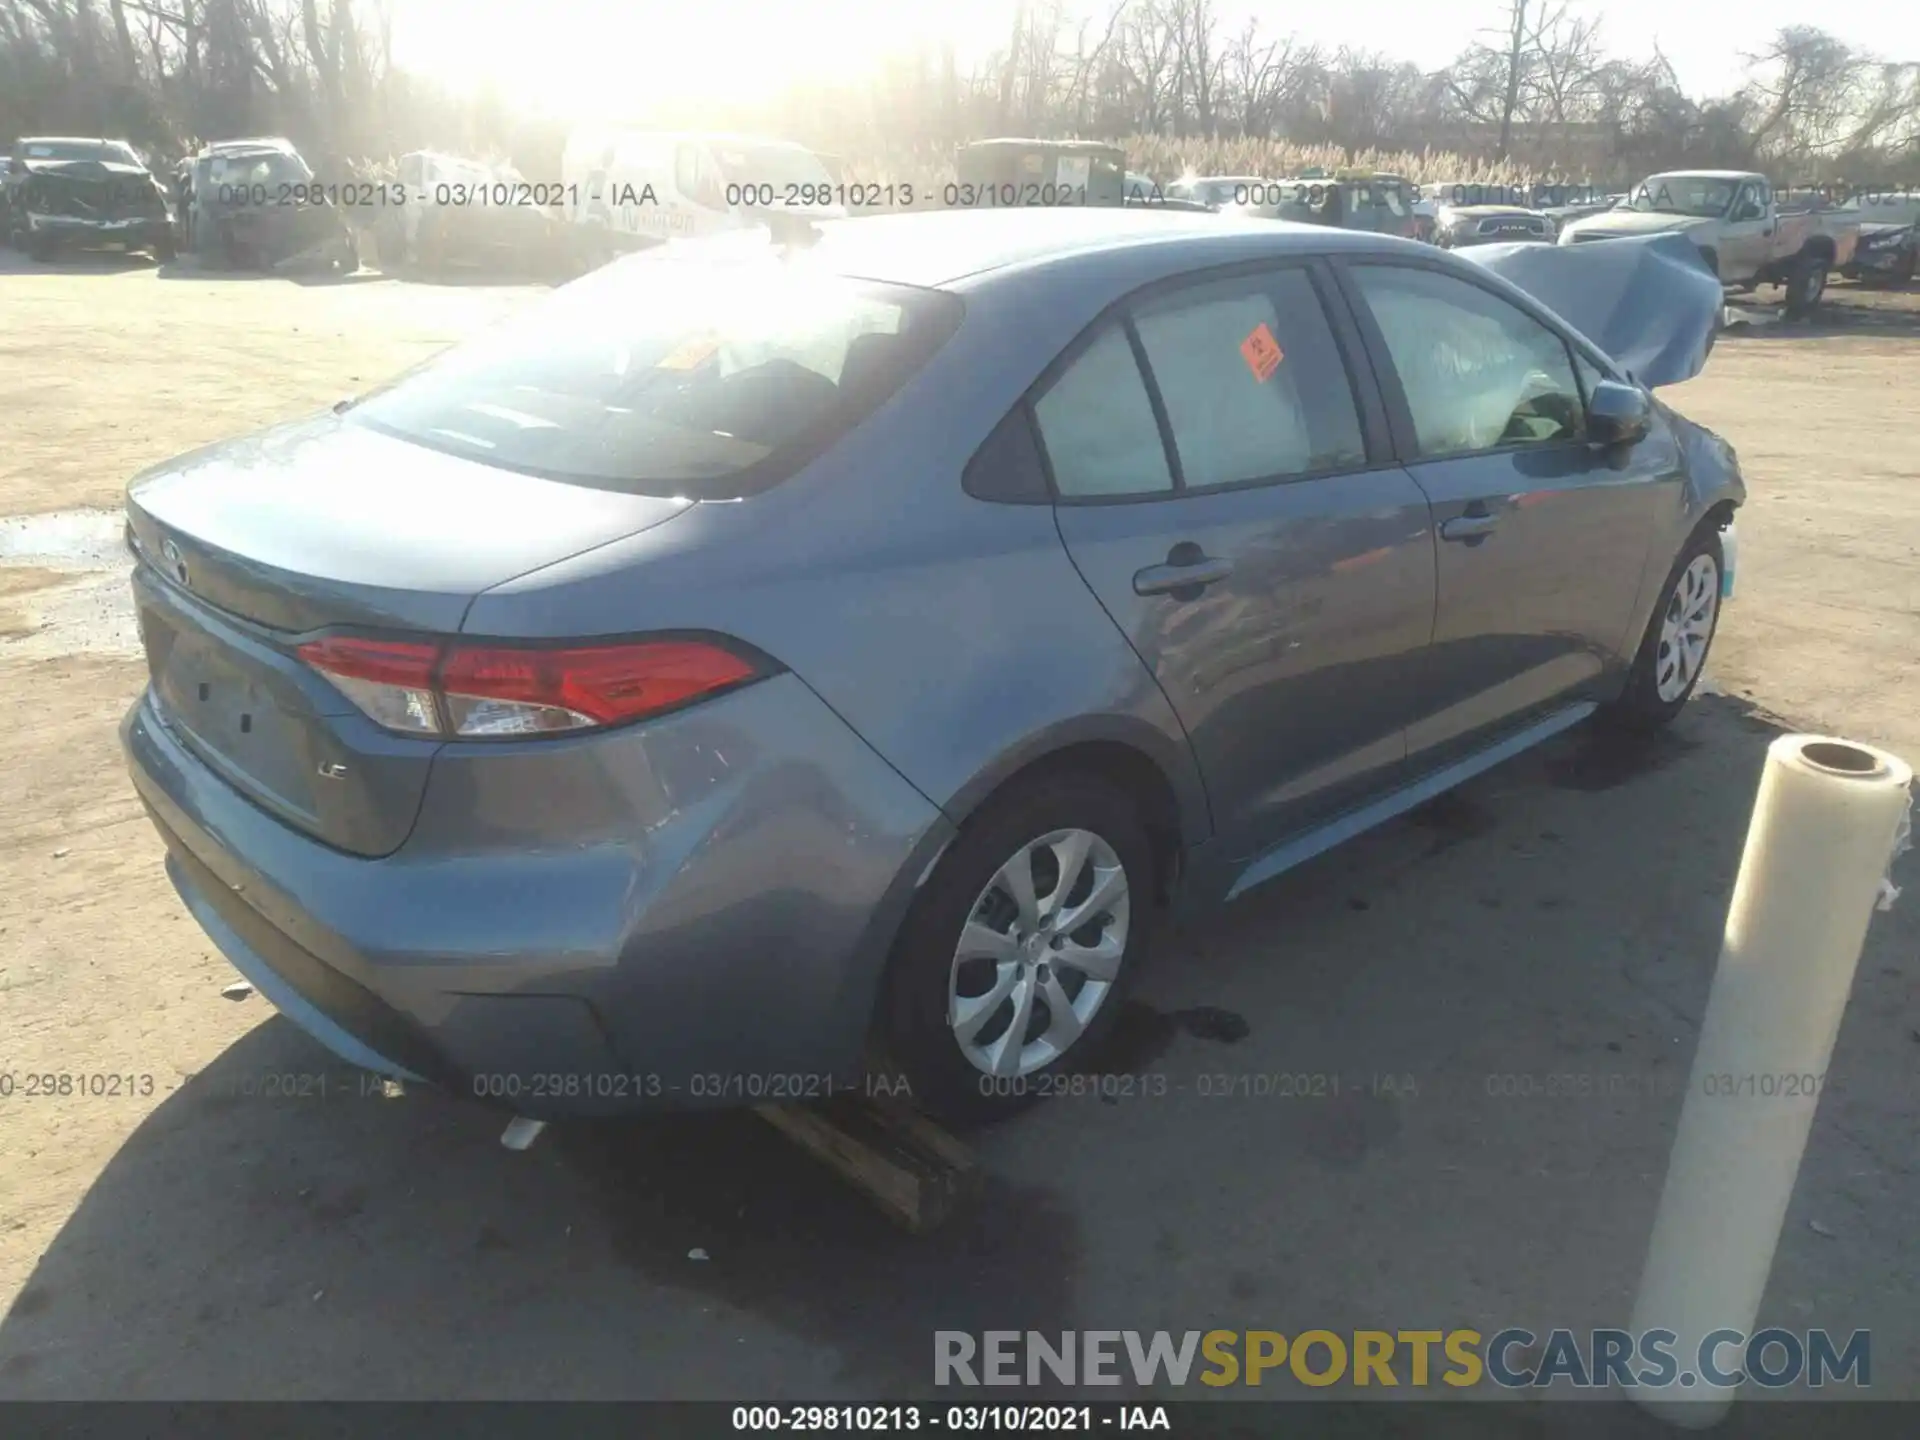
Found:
<box><xmin>1721</xmin><ymin>286</ymin><xmax>1920</xmax><ymax>339</ymax></box>
<box><xmin>4</xmin><ymin>695</ymin><xmax>1911</xmax><ymax>1405</ymax></box>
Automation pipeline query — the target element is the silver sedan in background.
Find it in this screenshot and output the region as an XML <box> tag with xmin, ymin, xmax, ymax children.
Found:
<box><xmin>121</xmin><ymin>211</ymin><xmax>1742</xmax><ymax>1124</ymax></box>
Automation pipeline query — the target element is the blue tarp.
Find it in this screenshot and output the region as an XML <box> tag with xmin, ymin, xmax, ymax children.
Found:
<box><xmin>1460</xmin><ymin>231</ymin><xmax>1723</xmax><ymax>389</ymax></box>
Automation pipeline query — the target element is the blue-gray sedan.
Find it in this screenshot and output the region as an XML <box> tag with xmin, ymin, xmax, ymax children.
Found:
<box><xmin>121</xmin><ymin>210</ymin><xmax>1743</xmax><ymax>1122</ymax></box>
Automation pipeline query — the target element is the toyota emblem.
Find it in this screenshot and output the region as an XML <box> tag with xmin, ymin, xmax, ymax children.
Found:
<box><xmin>161</xmin><ymin>538</ymin><xmax>190</xmax><ymax>587</ymax></box>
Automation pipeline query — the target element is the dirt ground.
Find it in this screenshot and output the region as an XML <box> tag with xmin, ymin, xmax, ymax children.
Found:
<box><xmin>0</xmin><ymin>253</ymin><xmax>1916</xmax><ymax>1407</ymax></box>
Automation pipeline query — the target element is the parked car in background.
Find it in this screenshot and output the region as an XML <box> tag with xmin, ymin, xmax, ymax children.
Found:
<box><xmin>378</xmin><ymin>150</ymin><xmax>568</xmax><ymax>277</ymax></box>
<box><xmin>4</xmin><ymin>136</ymin><xmax>174</xmax><ymax>261</ymax></box>
<box><xmin>1560</xmin><ymin>171</ymin><xmax>1860</xmax><ymax>315</ymax></box>
<box><xmin>1225</xmin><ymin>172</ymin><xmax>1420</xmax><ymax>239</ymax></box>
<box><xmin>955</xmin><ymin>139</ymin><xmax>1128</xmax><ymax>206</ymax></box>
<box><xmin>120</xmin><ymin>210</ymin><xmax>1740</xmax><ymax>1127</ymax></box>
<box><xmin>1123</xmin><ymin>192</ymin><xmax>1214</xmax><ymax>213</ymax></box>
<box><xmin>1836</xmin><ymin>189</ymin><xmax>1919</xmax><ymax>287</ymax></box>
<box><xmin>1529</xmin><ymin>183</ymin><xmax>1619</xmax><ymax>234</ymax></box>
<box><xmin>1165</xmin><ymin>174</ymin><xmax>1271</xmax><ymax>210</ymax></box>
<box><xmin>181</xmin><ymin>137</ymin><xmax>356</xmax><ymax>272</ymax></box>
<box><xmin>560</xmin><ymin>128</ymin><xmax>845</xmax><ymax>267</ymax></box>
<box><xmin>1428</xmin><ymin>182</ymin><xmax>1553</xmax><ymax>247</ymax></box>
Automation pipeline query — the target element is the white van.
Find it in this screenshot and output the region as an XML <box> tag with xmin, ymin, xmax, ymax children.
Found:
<box><xmin>559</xmin><ymin>129</ymin><xmax>844</xmax><ymax>260</ymax></box>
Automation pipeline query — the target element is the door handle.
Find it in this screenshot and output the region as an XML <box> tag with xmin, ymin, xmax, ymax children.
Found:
<box><xmin>1439</xmin><ymin>513</ymin><xmax>1500</xmax><ymax>542</ymax></box>
<box><xmin>1133</xmin><ymin>545</ymin><xmax>1234</xmax><ymax>597</ymax></box>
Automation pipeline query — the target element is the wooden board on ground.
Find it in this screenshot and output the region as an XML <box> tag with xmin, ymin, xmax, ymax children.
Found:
<box><xmin>753</xmin><ymin>1095</ymin><xmax>980</xmax><ymax>1234</ymax></box>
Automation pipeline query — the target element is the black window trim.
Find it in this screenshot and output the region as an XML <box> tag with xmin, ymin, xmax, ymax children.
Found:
<box><xmin>1006</xmin><ymin>254</ymin><xmax>1399</xmax><ymax>510</ymax></box>
<box><xmin>1331</xmin><ymin>253</ymin><xmax>1618</xmax><ymax>467</ymax></box>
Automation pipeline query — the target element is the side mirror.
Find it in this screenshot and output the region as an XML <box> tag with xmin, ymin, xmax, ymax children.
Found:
<box><xmin>1588</xmin><ymin>379</ymin><xmax>1651</xmax><ymax>446</ymax></box>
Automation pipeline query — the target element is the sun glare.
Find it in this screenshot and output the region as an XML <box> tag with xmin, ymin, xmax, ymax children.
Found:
<box><xmin>391</xmin><ymin>0</ymin><xmax>988</xmax><ymax>122</ymax></box>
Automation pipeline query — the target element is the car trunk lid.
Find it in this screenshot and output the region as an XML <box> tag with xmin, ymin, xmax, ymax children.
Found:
<box><xmin>127</xmin><ymin>414</ymin><xmax>693</xmax><ymax>855</ymax></box>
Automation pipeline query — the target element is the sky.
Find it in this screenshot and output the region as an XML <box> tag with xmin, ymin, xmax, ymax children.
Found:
<box><xmin>388</xmin><ymin>0</ymin><xmax>1920</xmax><ymax>122</ymax></box>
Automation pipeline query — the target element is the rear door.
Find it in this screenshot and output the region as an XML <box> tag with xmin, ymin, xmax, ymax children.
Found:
<box><xmin>1335</xmin><ymin>259</ymin><xmax>1676</xmax><ymax>772</ymax></box>
<box><xmin>1040</xmin><ymin>262</ymin><xmax>1438</xmax><ymax>863</ymax></box>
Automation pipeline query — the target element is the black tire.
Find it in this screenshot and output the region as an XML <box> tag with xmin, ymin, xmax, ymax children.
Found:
<box><xmin>1783</xmin><ymin>252</ymin><xmax>1828</xmax><ymax>317</ymax></box>
<box><xmin>879</xmin><ymin>772</ymin><xmax>1156</xmax><ymax>1125</ymax></box>
<box><xmin>1600</xmin><ymin>524</ymin><xmax>1725</xmax><ymax>732</ymax></box>
<box><xmin>28</xmin><ymin>232</ymin><xmax>57</xmax><ymax>263</ymax></box>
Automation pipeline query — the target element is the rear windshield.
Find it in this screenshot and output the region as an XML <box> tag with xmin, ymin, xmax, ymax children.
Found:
<box><xmin>351</xmin><ymin>252</ymin><xmax>961</xmax><ymax>498</ymax></box>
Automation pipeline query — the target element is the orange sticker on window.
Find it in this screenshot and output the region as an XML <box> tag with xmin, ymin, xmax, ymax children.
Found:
<box><xmin>1240</xmin><ymin>323</ymin><xmax>1284</xmax><ymax>382</ymax></box>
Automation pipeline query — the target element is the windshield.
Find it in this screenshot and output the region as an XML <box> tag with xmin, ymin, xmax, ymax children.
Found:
<box><xmin>351</xmin><ymin>253</ymin><xmax>961</xmax><ymax>497</ymax></box>
<box><xmin>1626</xmin><ymin>175</ymin><xmax>1737</xmax><ymax>218</ymax></box>
<box><xmin>23</xmin><ymin>139</ymin><xmax>141</xmax><ymax>165</ymax></box>
<box><xmin>218</xmin><ymin>152</ymin><xmax>313</xmax><ymax>186</ymax></box>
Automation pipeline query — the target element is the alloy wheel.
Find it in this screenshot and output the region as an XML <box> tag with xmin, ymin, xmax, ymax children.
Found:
<box><xmin>1655</xmin><ymin>553</ymin><xmax>1719</xmax><ymax>702</ymax></box>
<box><xmin>947</xmin><ymin>828</ymin><xmax>1130</xmax><ymax>1078</ymax></box>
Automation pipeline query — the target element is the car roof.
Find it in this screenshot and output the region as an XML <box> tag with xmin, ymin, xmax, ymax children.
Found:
<box><xmin>697</xmin><ymin>208</ymin><xmax>1411</xmax><ymax>290</ymax></box>
<box><xmin>1640</xmin><ymin>170</ymin><xmax>1757</xmax><ymax>181</ymax></box>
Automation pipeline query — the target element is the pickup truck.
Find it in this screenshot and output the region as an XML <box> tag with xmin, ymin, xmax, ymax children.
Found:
<box><xmin>1557</xmin><ymin>170</ymin><xmax>1859</xmax><ymax>315</ymax></box>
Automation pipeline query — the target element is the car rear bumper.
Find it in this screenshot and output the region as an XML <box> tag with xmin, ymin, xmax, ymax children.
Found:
<box><xmin>123</xmin><ymin>672</ymin><xmax>952</xmax><ymax>1116</ymax></box>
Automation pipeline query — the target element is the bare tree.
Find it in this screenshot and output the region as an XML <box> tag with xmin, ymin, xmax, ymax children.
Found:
<box><xmin>1740</xmin><ymin>26</ymin><xmax>1866</xmax><ymax>164</ymax></box>
<box><xmin>1223</xmin><ymin>21</ymin><xmax>1318</xmax><ymax>139</ymax></box>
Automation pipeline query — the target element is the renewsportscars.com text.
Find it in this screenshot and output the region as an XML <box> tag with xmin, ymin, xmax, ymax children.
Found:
<box><xmin>934</xmin><ymin>1328</ymin><xmax>1869</xmax><ymax>1390</ymax></box>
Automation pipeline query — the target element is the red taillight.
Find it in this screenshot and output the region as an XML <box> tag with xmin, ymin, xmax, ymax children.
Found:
<box><xmin>440</xmin><ymin>641</ymin><xmax>759</xmax><ymax>736</ymax></box>
<box><xmin>296</xmin><ymin>635</ymin><xmax>764</xmax><ymax>739</ymax></box>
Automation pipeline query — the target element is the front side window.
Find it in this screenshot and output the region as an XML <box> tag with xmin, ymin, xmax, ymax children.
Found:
<box><xmin>351</xmin><ymin>254</ymin><xmax>960</xmax><ymax>497</ymax></box>
<box><xmin>1348</xmin><ymin>264</ymin><xmax>1585</xmax><ymax>458</ymax></box>
<box><xmin>1032</xmin><ymin>327</ymin><xmax>1173</xmax><ymax>498</ymax></box>
<box><xmin>1130</xmin><ymin>269</ymin><xmax>1365</xmax><ymax>490</ymax></box>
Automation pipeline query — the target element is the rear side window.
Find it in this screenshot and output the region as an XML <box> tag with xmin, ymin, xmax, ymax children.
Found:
<box><xmin>351</xmin><ymin>255</ymin><xmax>961</xmax><ymax>498</ymax></box>
<box><xmin>1130</xmin><ymin>269</ymin><xmax>1365</xmax><ymax>489</ymax></box>
<box><xmin>1033</xmin><ymin>327</ymin><xmax>1174</xmax><ymax>498</ymax></box>
<box><xmin>1348</xmin><ymin>264</ymin><xmax>1586</xmax><ymax>458</ymax></box>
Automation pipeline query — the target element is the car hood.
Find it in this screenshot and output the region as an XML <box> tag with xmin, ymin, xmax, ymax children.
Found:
<box><xmin>1461</xmin><ymin>231</ymin><xmax>1724</xmax><ymax>389</ymax></box>
<box><xmin>18</xmin><ymin>157</ymin><xmax>154</xmax><ymax>181</ymax></box>
<box><xmin>1560</xmin><ymin>210</ymin><xmax>1709</xmax><ymax>240</ymax></box>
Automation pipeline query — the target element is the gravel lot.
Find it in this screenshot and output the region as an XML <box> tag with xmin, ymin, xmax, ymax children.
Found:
<box><xmin>1</xmin><ymin>253</ymin><xmax>1916</xmax><ymax>1408</ymax></box>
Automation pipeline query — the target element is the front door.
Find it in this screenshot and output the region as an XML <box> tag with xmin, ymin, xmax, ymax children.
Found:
<box><xmin>1718</xmin><ymin>180</ymin><xmax>1774</xmax><ymax>282</ymax></box>
<box><xmin>1337</xmin><ymin>260</ymin><xmax>1676</xmax><ymax>770</ymax></box>
<box><xmin>1036</xmin><ymin>263</ymin><xmax>1438</xmax><ymax>862</ymax></box>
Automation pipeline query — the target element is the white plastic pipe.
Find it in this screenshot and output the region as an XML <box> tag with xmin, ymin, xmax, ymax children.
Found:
<box><xmin>1630</xmin><ymin>734</ymin><xmax>1912</xmax><ymax>1427</ymax></box>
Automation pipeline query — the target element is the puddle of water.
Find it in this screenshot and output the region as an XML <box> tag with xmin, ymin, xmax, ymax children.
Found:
<box><xmin>0</xmin><ymin>508</ymin><xmax>138</xmax><ymax>658</ymax></box>
<box><xmin>0</xmin><ymin>508</ymin><xmax>126</xmax><ymax>568</ymax></box>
